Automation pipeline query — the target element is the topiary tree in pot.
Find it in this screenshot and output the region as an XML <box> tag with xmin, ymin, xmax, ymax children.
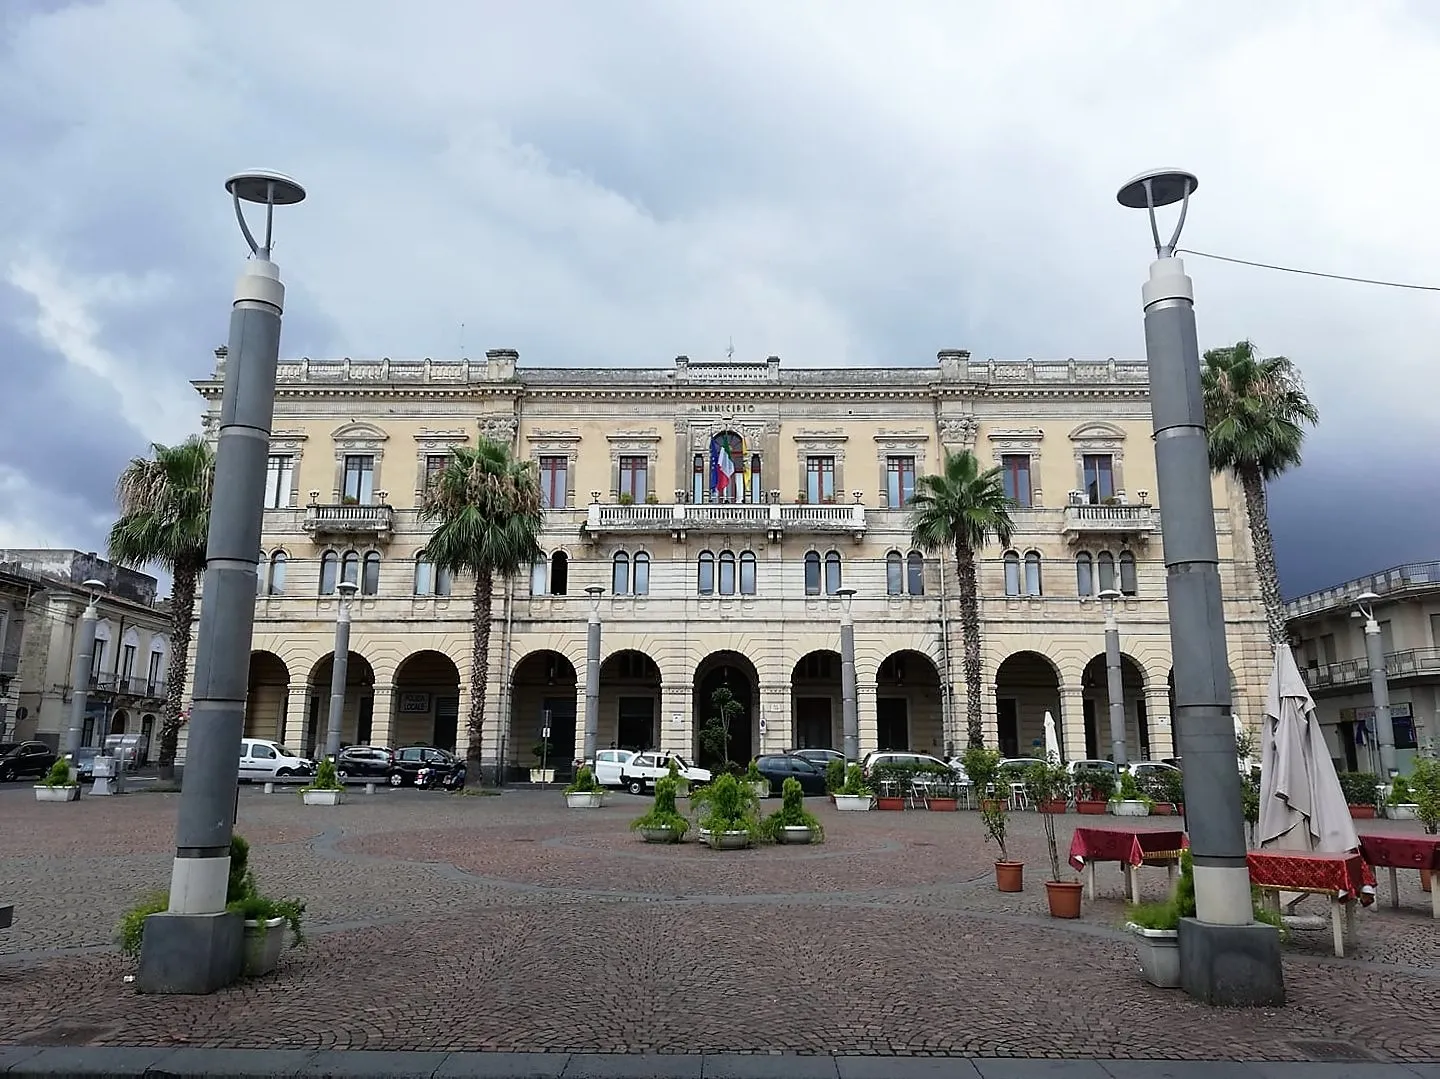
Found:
<box><xmin>630</xmin><ymin>775</ymin><xmax>690</xmax><ymax>843</ymax></box>
<box><xmin>761</xmin><ymin>776</ymin><xmax>824</xmax><ymax>845</ymax></box>
<box><xmin>1025</xmin><ymin>759</ymin><xmax>1080</xmax><ymax>918</ymax></box>
<box><xmin>833</xmin><ymin>763</ymin><xmax>872</xmax><ymax>811</ymax></box>
<box><xmin>983</xmin><ymin>799</ymin><xmax>1022</xmax><ymax>892</ymax></box>
<box><xmin>690</xmin><ymin>772</ymin><xmax>760</xmax><ymax>849</ymax></box>
<box><xmin>824</xmin><ymin>757</ymin><xmax>846</xmax><ymax>803</ymax></box>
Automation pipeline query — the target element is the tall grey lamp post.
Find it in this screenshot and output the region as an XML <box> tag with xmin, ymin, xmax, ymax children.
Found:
<box><xmin>1118</xmin><ymin>168</ymin><xmax>1283</xmax><ymax>1005</ymax></box>
<box><xmin>1353</xmin><ymin>591</ymin><xmax>1397</xmax><ymax>777</ymax></box>
<box><xmin>836</xmin><ymin>587</ymin><xmax>858</xmax><ymax>762</ymax></box>
<box><xmin>323</xmin><ymin>580</ymin><xmax>360</xmax><ymax>759</ymax></box>
<box><xmin>582</xmin><ymin>585</ymin><xmax>604</xmax><ymax>764</ymax></box>
<box><xmin>138</xmin><ymin>169</ymin><xmax>305</xmax><ymax>996</ymax></box>
<box><xmin>1098</xmin><ymin>588</ymin><xmax>1129</xmax><ymax>767</ymax></box>
<box><xmin>64</xmin><ymin>579</ymin><xmax>108</xmax><ymax>763</ymax></box>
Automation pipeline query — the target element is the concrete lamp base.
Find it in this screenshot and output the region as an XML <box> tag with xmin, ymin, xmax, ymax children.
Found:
<box><xmin>136</xmin><ymin>911</ymin><xmax>244</xmax><ymax>995</ymax></box>
<box><xmin>1178</xmin><ymin>916</ymin><xmax>1285</xmax><ymax>1007</ymax></box>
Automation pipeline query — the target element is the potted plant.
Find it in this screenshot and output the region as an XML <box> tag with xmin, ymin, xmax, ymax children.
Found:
<box><xmin>617</xmin><ymin>492</ymin><xmax>635</xmax><ymax>506</ymax></box>
<box><xmin>565</xmin><ymin>765</ymin><xmax>605</xmax><ymax>808</ymax></box>
<box><xmin>1386</xmin><ymin>776</ymin><xmax>1420</xmax><ymax>821</ymax></box>
<box><xmin>629</xmin><ymin>775</ymin><xmax>690</xmax><ymax>843</ymax></box>
<box><xmin>529</xmin><ymin>739</ymin><xmax>554</xmax><ymax>784</ymax></box>
<box><xmin>1026</xmin><ymin>759</ymin><xmax>1082</xmax><ymax>918</ymax></box>
<box><xmin>824</xmin><ymin>757</ymin><xmax>846</xmax><ymax>804</ymax></box>
<box><xmin>1338</xmin><ymin>771</ymin><xmax>1380</xmax><ymax>819</ymax></box>
<box><xmin>1240</xmin><ymin>769</ymin><xmax>1261</xmax><ymax>847</ymax></box>
<box><xmin>745</xmin><ymin>758</ymin><xmax>770</xmax><ymax>801</ymax></box>
<box><xmin>982</xmin><ymin>801</ymin><xmax>1022</xmax><ymax>892</ymax></box>
<box><xmin>34</xmin><ymin>758</ymin><xmax>80</xmax><ymax>802</ymax></box>
<box><xmin>1414</xmin><ymin>759</ymin><xmax>1440</xmax><ymax>891</ymax></box>
<box><xmin>341</xmin><ymin>494</ymin><xmax>359</xmax><ymax>505</ymax></box>
<box><xmin>301</xmin><ymin>759</ymin><xmax>345</xmax><ymax>806</ymax></box>
<box><xmin>690</xmin><ymin>773</ymin><xmax>759</xmax><ymax>849</ymax></box>
<box><xmin>833</xmin><ymin>763</ymin><xmax>872</xmax><ymax>811</ymax></box>
<box><xmin>644</xmin><ymin>492</ymin><xmax>660</xmax><ymax>505</ymax></box>
<box><xmin>761</xmin><ymin>776</ymin><xmax>824</xmax><ymax>844</ymax></box>
<box><xmin>962</xmin><ymin>745</ymin><xmax>1003</xmax><ymax>811</ymax></box>
<box><xmin>1110</xmin><ymin>771</ymin><xmax>1152</xmax><ymax>817</ymax></box>
<box><xmin>870</xmin><ymin>762</ymin><xmax>908</xmax><ymax>810</ymax></box>
<box><xmin>1125</xmin><ymin>850</ymin><xmax>1194</xmax><ymax>989</ymax></box>
<box><xmin>927</xmin><ymin>767</ymin><xmax>960</xmax><ymax>812</ymax></box>
<box><xmin>1144</xmin><ymin>769</ymin><xmax>1185</xmax><ymax>815</ymax></box>
<box><xmin>1073</xmin><ymin>767</ymin><xmax>1115</xmax><ymax>814</ymax></box>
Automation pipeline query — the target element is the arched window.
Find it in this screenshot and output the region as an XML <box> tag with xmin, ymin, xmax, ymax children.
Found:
<box><xmin>1075</xmin><ymin>552</ymin><xmax>1094</xmax><ymax>596</ymax></box>
<box><xmin>739</xmin><ymin>551</ymin><xmax>756</xmax><ymax>595</ymax></box>
<box><xmin>340</xmin><ymin>550</ymin><xmax>359</xmax><ymax>587</ymax></box>
<box><xmin>319</xmin><ymin>551</ymin><xmax>339</xmax><ymax>595</ymax></box>
<box><xmin>612</xmin><ymin>552</ymin><xmax>630</xmax><ymax>596</ymax></box>
<box><xmin>824</xmin><ymin>550</ymin><xmax>843</xmax><ymax>595</ymax></box>
<box><xmin>361</xmin><ymin>551</ymin><xmax>381</xmax><ymax>595</ymax></box>
<box><xmin>633</xmin><ymin>552</ymin><xmax>650</xmax><ymax>596</ymax></box>
<box><xmin>414</xmin><ymin>557</ymin><xmax>434</xmax><ymax>596</ymax></box>
<box><xmin>907</xmin><ymin>551</ymin><xmax>925</xmax><ymax>596</ymax></box>
<box><xmin>530</xmin><ymin>556</ymin><xmax>548</xmax><ymax>597</ymax></box>
<box><xmin>1097</xmin><ymin>551</ymin><xmax>1116</xmax><ymax>593</ymax></box>
<box><xmin>886</xmin><ymin>551</ymin><xmax>903</xmax><ymax>596</ymax></box>
<box><xmin>803</xmin><ymin>551</ymin><xmax>821</xmax><ymax>596</ymax></box>
<box><xmin>718</xmin><ymin>550</ymin><xmax>737</xmax><ymax>595</ymax></box>
<box><xmin>1003</xmin><ymin>550</ymin><xmax>1021</xmax><ymax>596</ymax></box>
<box><xmin>268</xmin><ymin>551</ymin><xmax>286</xmax><ymax>596</ymax></box>
<box><xmin>1119</xmin><ymin>551</ymin><xmax>1138</xmax><ymax>596</ymax></box>
<box><xmin>697</xmin><ymin>550</ymin><xmax>715</xmax><ymax>595</ymax></box>
<box><xmin>549</xmin><ymin>551</ymin><xmax>569</xmax><ymax>595</ymax></box>
<box><xmin>1024</xmin><ymin>550</ymin><xmax>1043</xmax><ymax>596</ymax></box>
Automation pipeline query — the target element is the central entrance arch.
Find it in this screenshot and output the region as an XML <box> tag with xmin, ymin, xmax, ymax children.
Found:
<box><xmin>694</xmin><ymin>651</ymin><xmax>759</xmax><ymax>770</ymax></box>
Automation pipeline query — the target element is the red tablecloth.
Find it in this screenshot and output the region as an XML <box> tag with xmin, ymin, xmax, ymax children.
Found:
<box><xmin>1358</xmin><ymin>834</ymin><xmax>1440</xmax><ymax>872</ymax></box>
<box><xmin>1068</xmin><ymin>827</ymin><xmax>1189</xmax><ymax>872</ymax></box>
<box><xmin>1246</xmin><ymin>850</ymin><xmax>1377</xmax><ymax>905</ymax></box>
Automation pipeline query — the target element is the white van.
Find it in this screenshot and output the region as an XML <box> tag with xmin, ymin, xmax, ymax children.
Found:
<box><xmin>239</xmin><ymin>738</ymin><xmax>315</xmax><ymax>782</ymax></box>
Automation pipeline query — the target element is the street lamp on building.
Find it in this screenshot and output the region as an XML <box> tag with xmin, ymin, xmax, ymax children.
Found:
<box><xmin>1352</xmin><ymin>591</ymin><xmax>1397</xmax><ymax>777</ymax></box>
<box><xmin>1097</xmin><ymin>588</ymin><xmax>1129</xmax><ymax>768</ymax></box>
<box><xmin>1117</xmin><ymin>167</ymin><xmax>1283</xmax><ymax>1005</ymax></box>
<box><xmin>324</xmin><ymin>580</ymin><xmax>360</xmax><ymax>759</ymax></box>
<box><xmin>64</xmin><ymin>579</ymin><xmax>108</xmax><ymax>763</ymax></box>
<box><xmin>836</xmin><ymin>587</ymin><xmax>858</xmax><ymax>762</ymax></box>
<box><xmin>582</xmin><ymin>585</ymin><xmax>605</xmax><ymax>764</ymax></box>
<box><xmin>139</xmin><ymin>169</ymin><xmax>305</xmax><ymax>996</ymax></box>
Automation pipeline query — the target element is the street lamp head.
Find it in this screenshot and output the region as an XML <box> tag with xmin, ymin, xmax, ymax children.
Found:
<box><xmin>1097</xmin><ymin>588</ymin><xmax>1122</xmax><ymax>603</ymax></box>
<box><xmin>81</xmin><ymin>579</ymin><xmax>106</xmax><ymax>605</ymax></box>
<box><xmin>1354</xmin><ymin>590</ymin><xmax>1379</xmax><ymax>620</ymax></box>
<box><xmin>224</xmin><ymin>169</ymin><xmax>306</xmax><ymax>259</ymax></box>
<box><xmin>335</xmin><ymin>580</ymin><xmax>359</xmax><ymax>600</ymax></box>
<box><xmin>585</xmin><ymin>585</ymin><xmax>605</xmax><ymax>613</ymax></box>
<box><xmin>1116</xmin><ymin>167</ymin><xmax>1199</xmax><ymax>259</ymax></box>
<box><xmin>835</xmin><ymin>587</ymin><xmax>856</xmax><ymax>615</ymax></box>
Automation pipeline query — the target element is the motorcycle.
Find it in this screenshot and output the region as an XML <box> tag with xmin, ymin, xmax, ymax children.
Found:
<box><xmin>415</xmin><ymin>763</ymin><xmax>467</xmax><ymax>791</ymax></box>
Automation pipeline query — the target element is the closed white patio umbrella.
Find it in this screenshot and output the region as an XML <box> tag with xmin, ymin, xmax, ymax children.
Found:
<box><xmin>1043</xmin><ymin>711</ymin><xmax>1062</xmax><ymax>764</ymax></box>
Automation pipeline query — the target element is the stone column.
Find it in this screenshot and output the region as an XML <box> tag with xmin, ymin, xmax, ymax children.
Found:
<box><xmin>660</xmin><ymin>683</ymin><xmax>691</xmax><ymax>756</ymax></box>
<box><xmin>369</xmin><ymin>682</ymin><xmax>395</xmax><ymax>749</ymax></box>
<box><xmin>1060</xmin><ymin>687</ymin><xmax>1087</xmax><ymax>763</ymax></box>
<box><xmin>857</xmin><ymin>683</ymin><xmax>879</xmax><ymax>758</ymax></box>
<box><xmin>759</xmin><ymin>681</ymin><xmax>791</xmax><ymax>755</ymax></box>
<box><xmin>1145</xmin><ymin>686</ymin><xmax>1175</xmax><ymax>760</ymax></box>
<box><xmin>285</xmin><ymin>684</ymin><xmax>310</xmax><ymax>753</ymax></box>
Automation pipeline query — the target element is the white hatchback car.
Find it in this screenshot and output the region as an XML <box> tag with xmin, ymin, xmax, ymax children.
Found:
<box><xmin>238</xmin><ymin>738</ymin><xmax>315</xmax><ymax>782</ymax></box>
<box><xmin>590</xmin><ymin>748</ymin><xmax>636</xmax><ymax>788</ymax></box>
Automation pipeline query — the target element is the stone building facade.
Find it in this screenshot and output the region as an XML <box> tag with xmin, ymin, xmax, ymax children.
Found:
<box><xmin>188</xmin><ymin>348</ymin><xmax>1272</xmax><ymax>776</ymax></box>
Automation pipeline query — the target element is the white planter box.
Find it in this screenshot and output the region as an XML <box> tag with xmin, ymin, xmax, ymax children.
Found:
<box><xmin>706</xmin><ymin>829</ymin><xmax>752</xmax><ymax>851</ymax></box>
<box><xmin>834</xmin><ymin>794</ymin><xmax>873</xmax><ymax>812</ymax></box>
<box><xmin>566</xmin><ymin>792</ymin><xmax>603</xmax><ymax>809</ymax></box>
<box><xmin>1127</xmin><ymin>923</ymin><xmax>1181</xmax><ymax>988</ymax></box>
<box><xmin>776</xmin><ymin>825</ymin><xmax>815</xmax><ymax>845</ymax></box>
<box><xmin>302</xmin><ymin>789</ymin><xmax>345</xmax><ymax>806</ymax></box>
<box><xmin>242</xmin><ymin>917</ymin><xmax>286</xmax><ymax>977</ymax></box>
<box><xmin>529</xmin><ymin>768</ymin><xmax>555</xmax><ymax>784</ymax></box>
<box><xmin>34</xmin><ymin>785</ymin><xmax>80</xmax><ymax>803</ymax></box>
<box><xmin>1110</xmin><ymin>799</ymin><xmax>1150</xmax><ymax>817</ymax></box>
<box><xmin>1386</xmin><ymin>803</ymin><xmax>1420</xmax><ymax>821</ymax></box>
<box><xmin>751</xmin><ymin>781</ymin><xmax>770</xmax><ymax>801</ymax></box>
<box><xmin>640</xmin><ymin>825</ymin><xmax>682</xmax><ymax>844</ymax></box>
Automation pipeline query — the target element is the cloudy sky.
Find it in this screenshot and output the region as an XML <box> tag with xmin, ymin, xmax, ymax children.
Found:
<box><xmin>2</xmin><ymin>0</ymin><xmax>1437</xmax><ymax>599</ymax></box>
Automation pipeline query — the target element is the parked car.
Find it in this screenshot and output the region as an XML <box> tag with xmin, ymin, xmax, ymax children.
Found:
<box><xmin>334</xmin><ymin>745</ymin><xmax>395</xmax><ymax>780</ymax></box>
<box><xmin>238</xmin><ymin>739</ymin><xmax>315</xmax><ymax>782</ymax></box>
<box><xmin>754</xmin><ymin>754</ymin><xmax>828</xmax><ymax>795</ymax></box>
<box><xmin>790</xmin><ymin>748</ymin><xmax>846</xmax><ymax>771</ymax></box>
<box><xmin>1066</xmin><ymin>758</ymin><xmax>1118</xmax><ymax>775</ymax></box>
<box><xmin>998</xmin><ymin>756</ymin><xmax>1048</xmax><ymax>776</ymax></box>
<box><xmin>861</xmin><ymin>751</ymin><xmax>961</xmax><ymax>779</ymax></box>
<box><xmin>619</xmin><ymin>751</ymin><xmax>711</xmax><ymax>795</ymax></box>
<box><xmin>0</xmin><ymin>741</ymin><xmax>58</xmax><ymax>782</ymax></box>
<box><xmin>389</xmin><ymin>745</ymin><xmax>463</xmax><ymax>787</ymax></box>
<box><xmin>588</xmin><ymin>748</ymin><xmax>636</xmax><ymax>788</ymax></box>
<box><xmin>1128</xmin><ymin>760</ymin><xmax>1182</xmax><ymax>780</ymax></box>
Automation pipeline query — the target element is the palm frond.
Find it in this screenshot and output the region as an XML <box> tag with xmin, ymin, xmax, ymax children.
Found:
<box><xmin>908</xmin><ymin>450</ymin><xmax>1016</xmax><ymax>555</ymax></box>
<box><xmin>107</xmin><ymin>436</ymin><xmax>214</xmax><ymax>573</ymax></box>
<box><xmin>1202</xmin><ymin>340</ymin><xmax>1319</xmax><ymax>480</ymax></box>
<box><xmin>418</xmin><ymin>438</ymin><xmax>544</xmax><ymax>577</ymax></box>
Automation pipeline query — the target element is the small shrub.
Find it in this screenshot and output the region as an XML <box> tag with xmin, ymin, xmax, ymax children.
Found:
<box><xmin>1412</xmin><ymin>758</ymin><xmax>1440</xmax><ymax>835</ymax></box>
<box><xmin>1240</xmin><ymin>770</ymin><xmax>1261</xmax><ymax>825</ymax></box>
<box><xmin>960</xmin><ymin>745</ymin><xmax>1001</xmax><ymax>795</ymax></box>
<box><xmin>692</xmin><ymin>773</ymin><xmax>760</xmax><ymax>838</ymax></box>
<box><xmin>1337</xmin><ymin>771</ymin><xmax>1380</xmax><ymax>808</ymax></box>
<box><xmin>1074</xmin><ymin>767</ymin><xmax>1117</xmax><ymax>802</ymax></box>
<box><xmin>630</xmin><ymin>775</ymin><xmax>690</xmax><ymax>840</ymax></box>
<box><xmin>745</xmin><ymin>758</ymin><xmax>763</xmax><ymax>784</ymax></box>
<box><xmin>838</xmin><ymin>763</ymin><xmax>870</xmax><ymax>797</ymax></box>
<box><xmin>761</xmin><ymin>776</ymin><xmax>824</xmax><ymax>842</ymax></box>
<box><xmin>1023</xmin><ymin>759</ymin><xmax>1072</xmax><ymax>880</ymax></box>
<box><xmin>41</xmin><ymin>759</ymin><xmax>72</xmax><ymax>788</ymax></box>
<box><xmin>565</xmin><ymin>766</ymin><xmax>600</xmax><ymax>794</ymax></box>
<box><xmin>824</xmin><ymin>757</ymin><xmax>846</xmax><ymax>793</ymax></box>
<box><xmin>1388</xmin><ymin>776</ymin><xmax>1414</xmax><ymax>805</ymax></box>
<box><xmin>980</xmin><ymin>802</ymin><xmax>1009</xmax><ymax>863</ymax></box>
<box><xmin>302</xmin><ymin>758</ymin><xmax>342</xmax><ymax>793</ymax></box>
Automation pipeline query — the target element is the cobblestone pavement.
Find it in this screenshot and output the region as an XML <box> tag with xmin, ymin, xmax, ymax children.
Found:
<box><xmin>0</xmin><ymin>785</ymin><xmax>1436</xmax><ymax>1063</ymax></box>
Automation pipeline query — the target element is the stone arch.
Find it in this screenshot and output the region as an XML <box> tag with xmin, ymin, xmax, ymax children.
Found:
<box><xmin>304</xmin><ymin>652</ymin><xmax>376</xmax><ymax>756</ymax></box>
<box><xmin>1068</xmin><ymin>420</ymin><xmax>1127</xmax><ymax>442</ymax></box>
<box><xmin>855</xmin><ymin>634</ymin><xmax>943</xmax><ymax>685</ymax></box>
<box><xmin>139</xmin><ymin>712</ymin><xmax>157</xmax><ymax>764</ymax></box>
<box><xmin>508</xmin><ymin>650</ymin><xmax>579</xmax><ymax>782</ymax></box>
<box><xmin>245</xmin><ymin>651</ymin><xmax>290</xmax><ymax>741</ymax></box>
<box><xmin>694</xmin><ymin>650</ymin><xmax>761</xmax><ymax>768</ymax></box>
<box><xmin>994</xmin><ymin>651</ymin><xmax>1062</xmax><ymax>759</ymax></box>
<box><xmin>598</xmin><ymin>649</ymin><xmax>662</xmax><ymax>752</ymax></box>
<box><xmin>109</xmin><ymin>708</ymin><xmax>129</xmax><ymax>735</ymax></box>
<box><xmin>791</xmin><ymin>649</ymin><xmax>842</xmax><ymax>751</ymax></box>
<box><xmin>330</xmin><ymin>420</ymin><xmax>389</xmax><ymax>441</ymax></box>
<box><xmin>394</xmin><ymin>650</ymin><xmax>462</xmax><ymax>753</ymax></box>
<box><xmin>876</xmin><ymin>650</ymin><xmax>944</xmax><ymax>756</ymax></box>
<box><xmin>1080</xmin><ymin>652</ymin><xmax>1149</xmax><ymax>762</ymax></box>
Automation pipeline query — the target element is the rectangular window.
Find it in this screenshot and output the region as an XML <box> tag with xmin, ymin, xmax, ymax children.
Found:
<box><xmin>264</xmin><ymin>454</ymin><xmax>294</xmax><ymax>509</ymax></box>
<box><xmin>91</xmin><ymin>641</ymin><xmax>106</xmax><ymax>681</ymax></box>
<box><xmin>1082</xmin><ymin>454</ymin><xmax>1114</xmax><ymax>504</ymax></box>
<box><xmin>692</xmin><ymin>454</ymin><xmax>706</xmax><ymax>505</ymax></box>
<box><xmin>539</xmin><ymin>455</ymin><xmax>567</xmax><ymax>509</ymax></box>
<box><xmin>120</xmin><ymin>644</ymin><xmax>136</xmax><ymax>680</ymax></box>
<box><xmin>342</xmin><ymin>455</ymin><xmax>375</xmax><ymax>503</ymax></box>
<box><xmin>1319</xmin><ymin>633</ymin><xmax>1336</xmax><ymax>665</ymax></box>
<box><xmin>148</xmin><ymin>650</ymin><xmax>163</xmax><ymax>686</ymax></box>
<box><xmin>1000</xmin><ymin>454</ymin><xmax>1032</xmax><ymax>508</ymax></box>
<box><xmin>886</xmin><ymin>455</ymin><xmax>916</xmax><ymax>508</ymax></box>
<box><xmin>619</xmin><ymin>456</ymin><xmax>648</xmax><ymax>502</ymax></box>
<box><xmin>1379</xmin><ymin>619</ymin><xmax>1395</xmax><ymax>655</ymax></box>
<box><xmin>424</xmin><ymin>454</ymin><xmax>448</xmax><ymax>491</ymax></box>
<box><xmin>806</xmin><ymin>456</ymin><xmax>836</xmax><ymax>504</ymax></box>
<box><xmin>749</xmin><ymin>454</ymin><xmax>763</xmax><ymax>504</ymax></box>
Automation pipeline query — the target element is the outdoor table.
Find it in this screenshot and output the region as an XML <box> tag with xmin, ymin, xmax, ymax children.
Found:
<box><xmin>1246</xmin><ymin>850</ymin><xmax>1376</xmax><ymax>958</ymax></box>
<box><xmin>1358</xmin><ymin>833</ymin><xmax>1440</xmax><ymax>919</ymax></box>
<box><xmin>1067</xmin><ymin>827</ymin><xmax>1189</xmax><ymax>904</ymax></box>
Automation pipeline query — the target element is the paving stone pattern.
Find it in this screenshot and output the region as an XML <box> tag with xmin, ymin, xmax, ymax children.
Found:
<box><xmin>0</xmin><ymin>786</ymin><xmax>1436</xmax><ymax>1063</ymax></box>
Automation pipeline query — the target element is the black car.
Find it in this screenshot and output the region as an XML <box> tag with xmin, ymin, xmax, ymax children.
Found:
<box><xmin>754</xmin><ymin>754</ymin><xmax>827</xmax><ymax>796</ymax></box>
<box><xmin>790</xmin><ymin>748</ymin><xmax>846</xmax><ymax>772</ymax></box>
<box><xmin>388</xmin><ymin>745</ymin><xmax>462</xmax><ymax>787</ymax></box>
<box><xmin>334</xmin><ymin>745</ymin><xmax>395</xmax><ymax>780</ymax></box>
<box><xmin>0</xmin><ymin>741</ymin><xmax>59</xmax><ymax>782</ymax></box>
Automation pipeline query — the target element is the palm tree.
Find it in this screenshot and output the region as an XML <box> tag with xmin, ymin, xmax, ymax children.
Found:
<box><xmin>910</xmin><ymin>449</ymin><xmax>1016</xmax><ymax>748</ymax></box>
<box><xmin>1201</xmin><ymin>340</ymin><xmax>1319</xmax><ymax>647</ymax></box>
<box><xmin>420</xmin><ymin>438</ymin><xmax>544</xmax><ymax>774</ymax></box>
<box><xmin>107</xmin><ymin>436</ymin><xmax>215</xmax><ymax>778</ymax></box>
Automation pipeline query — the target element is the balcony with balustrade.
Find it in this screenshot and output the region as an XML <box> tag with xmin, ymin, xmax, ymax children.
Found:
<box><xmin>583</xmin><ymin>499</ymin><xmax>866</xmax><ymax>542</ymax></box>
<box><xmin>1061</xmin><ymin>492</ymin><xmax>1155</xmax><ymax>544</ymax></box>
<box><xmin>302</xmin><ymin>492</ymin><xmax>396</xmax><ymax>543</ymax></box>
<box><xmin>1300</xmin><ymin>647</ymin><xmax>1440</xmax><ymax>694</ymax></box>
<box><xmin>90</xmin><ymin>673</ymin><xmax>168</xmax><ymax>702</ymax></box>
<box><xmin>1285</xmin><ymin>561</ymin><xmax>1440</xmax><ymax>619</ymax></box>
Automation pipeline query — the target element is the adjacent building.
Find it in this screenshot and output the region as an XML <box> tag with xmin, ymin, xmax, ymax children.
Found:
<box><xmin>0</xmin><ymin>550</ymin><xmax>171</xmax><ymax>756</ymax></box>
<box><xmin>188</xmin><ymin>347</ymin><xmax>1274</xmax><ymax>777</ymax></box>
<box><xmin>1288</xmin><ymin>560</ymin><xmax>1439</xmax><ymax>774</ymax></box>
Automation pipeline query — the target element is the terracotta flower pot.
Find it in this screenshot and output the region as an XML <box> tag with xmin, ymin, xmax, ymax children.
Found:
<box><xmin>1045</xmin><ymin>879</ymin><xmax>1084</xmax><ymax>919</ymax></box>
<box><xmin>1347</xmin><ymin>805</ymin><xmax>1377</xmax><ymax>819</ymax></box>
<box><xmin>875</xmin><ymin>796</ymin><xmax>905</xmax><ymax>811</ymax></box>
<box><xmin>979</xmin><ymin>798</ymin><xmax>1006</xmax><ymax>812</ymax></box>
<box><xmin>1152</xmin><ymin>803</ymin><xmax>1174</xmax><ymax>816</ymax></box>
<box><xmin>995</xmin><ymin>861</ymin><xmax>1024</xmax><ymax>893</ymax></box>
<box><xmin>1039</xmin><ymin>799</ymin><xmax>1067</xmax><ymax>814</ymax></box>
<box><xmin>1422</xmin><ymin>869</ymin><xmax>1433</xmax><ymax>893</ymax></box>
<box><xmin>1076</xmin><ymin>800</ymin><xmax>1108</xmax><ymax>815</ymax></box>
<box><xmin>928</xmin><ymin>797</ymin><xmax>958</xmax><ymax>812</ymax></box>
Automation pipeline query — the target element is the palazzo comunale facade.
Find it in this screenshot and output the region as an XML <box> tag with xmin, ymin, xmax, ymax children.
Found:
<box><xmin>187</xmin><ymin>347</ymin><xmax>1273</xmax><ymax>779</ymax></box>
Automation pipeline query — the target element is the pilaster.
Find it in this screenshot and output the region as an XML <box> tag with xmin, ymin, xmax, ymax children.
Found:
<box><xmin>1060</xmin><ymin>688</ymin><xmax>1087</xmax><ymax>763</ymax></box>
<box><xmin>857</xmin><ymin>683</ymin><xmax>878</xmax><ymax>757</ymax></box>
<box><xmin>284</xmin><ymin>684</ymin><xmax>309</xmax><ymax>748</ymax></box>
<box><xmin>759</xmin><ymin>681</ymin><xmax>791</xmax><ymax>755</ymax></box>
<box><xmin>369</xmin><ymin>683</ymin><xmax>395</xmax><ymax>748</ymax></box>
<box><xmin>1145</xmin><ymin>686</ymin><xmax>1174</xmax><ymax>760</ymax></box>
<box><xmin>660</xmin><ymin>683</ymin><xmax>691</xmax><ymax>756</ymax></box>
